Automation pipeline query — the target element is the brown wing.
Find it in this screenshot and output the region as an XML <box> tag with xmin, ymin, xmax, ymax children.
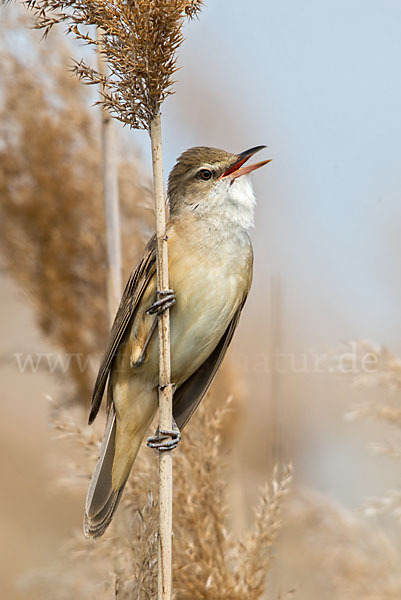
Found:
<box><xmin>88</xmin><ymin>236</ymin><xmax>156</xmax><ymax>424</ymax></box>
<box><xmin>172</xmin><ymin>299</ymin><xmax>246</xmax><ymax>430</ymax></box>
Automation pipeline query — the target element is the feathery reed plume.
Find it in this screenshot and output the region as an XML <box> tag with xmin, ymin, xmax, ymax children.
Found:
<box><xmin>21</xmin><ymin>393</ymin><xmax>291</xmax><ymax>600</ymax></box>
<box><xmin>336</xmin><ymin>340</ymin><xmax>401</xmax><ymax>395</ymax></box>
<box><xmin>281</xmin><ymin>489</ymin><xmax>401</xmax><ymax>599</ymax></box>
<box><xmin>26</xmin><ymin>0</ymin><xmax>204</xmax><ymax>129</ymax></box>
<box><xmin>0</xmin><ymin>21</ymin><xmax>153</xmax><ymax>403</ymax></box>
<box><xmin>173</xmin><ymin>399</ymin><xmax>292</xmax><ymax>599</ymax></box>
<box><xmin>333</xmin><ymin>341</ymin><xmax>401</xmax><ymax>527</ymax></box>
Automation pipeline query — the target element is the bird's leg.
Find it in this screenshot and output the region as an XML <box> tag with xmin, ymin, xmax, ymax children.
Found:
<box><xmin>146</xmin><ymin>289</ymin><xmax>176</xmax><ymax>316</ymax></box>
<box><xmin>146</xmin><ymin>416</ymin><xmax>181</xmax><ymax>451</ymax></box>
<box><xmin>131</xmin><ymin>289</ymin><xmax>175</xmax><ymax>367</ymax></box>
<box><xmin>131</xmin><ymin>317</ymin><xmax>158</xmax><ymax>368</ymax></box>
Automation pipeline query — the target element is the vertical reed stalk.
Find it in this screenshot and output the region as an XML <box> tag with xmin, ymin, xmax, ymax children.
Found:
<box><xmin>270</xmin><ymin>275</ymin><xmax>281</xmax><ymax>465</ymax></box>
<box><xmin>97</xmin><ymin>31</ymin><xmax>125</xmax><ymax>587</ymax></box>
<box><xmin>150</xmin><ymin>112</ymin><xmax>173</xmax><ymax>600</ymax></box>
<box><xmin>97</xmin><ymin>28</ymin><xmax>122</xmax><ymax>320</ymax></box>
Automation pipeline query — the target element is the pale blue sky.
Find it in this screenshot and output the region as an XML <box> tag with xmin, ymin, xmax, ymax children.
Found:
<box><xmin>149</xmin><ymin>0</ymin><xmax>401</xmax><ymax>354</ymax></box>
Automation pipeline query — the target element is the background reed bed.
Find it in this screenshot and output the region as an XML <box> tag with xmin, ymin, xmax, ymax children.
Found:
<box><xmin>2</xmin><ymin>4</ymin><xmax>401</xmax><ymax>599</ymax></box>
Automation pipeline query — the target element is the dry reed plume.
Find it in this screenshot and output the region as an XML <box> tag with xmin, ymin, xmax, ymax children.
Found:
<box><xmin>281</xmin><ymin>488</ymin><xmax>401</xmax><ymax>600</ymax></box>
<box><xmin>22</xmin><ymin>395</ymin><xmax>291</xmax><ymax>600</ymax></box>
<box><xmin>26</xmin><ymin>0</ymin><xmax>204</xmax><ymax>128</ymax></box>
<box><xmin>0</xmin><ymin>14</ymin><xmax>153</xmax><ymax>403</ymax></box>
<box><xmin>335</xmin><ymin>341</ymin><xmax>401</xmax><ymax>524</ymax></box>
<box><xmin>263</xmin><ymin>340</ymin><xmax>401</xmax><ymax>598</ymax></box>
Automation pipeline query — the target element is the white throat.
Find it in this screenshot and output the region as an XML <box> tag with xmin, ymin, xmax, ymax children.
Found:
<box><xmin>195</xmin><ymin>175</ymin><xmax>256</xmax><ymax>233</ymax></box>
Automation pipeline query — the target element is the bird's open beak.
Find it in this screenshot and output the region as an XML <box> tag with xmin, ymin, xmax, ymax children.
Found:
<box><xmin>220</xmin><ymin>145</ymin><xmax>271</xmax><ymax>180</ymax></box>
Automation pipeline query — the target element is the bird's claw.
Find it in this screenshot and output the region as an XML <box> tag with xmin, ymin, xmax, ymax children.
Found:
<box><xmin>146</xmin><ymin>289</ymin><xmax>176</xmax><ymax>316</ymax></box>
<box><xmin>146</xmin><ymin>423</ymin><xmax>181</xmax><ymax>452</ymax></box>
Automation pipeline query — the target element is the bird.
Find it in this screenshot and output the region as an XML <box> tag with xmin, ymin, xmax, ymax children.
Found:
<box><xmin>84</xmin><ymin>145</ymin><xmax>271</xmax><ymax>538</ymax></box>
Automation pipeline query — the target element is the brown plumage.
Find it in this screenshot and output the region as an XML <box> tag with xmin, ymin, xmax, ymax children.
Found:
<box><xmin>84</xmin><ymin>145</ymin><xmax>270</xmax><ymax>538</ymax></box>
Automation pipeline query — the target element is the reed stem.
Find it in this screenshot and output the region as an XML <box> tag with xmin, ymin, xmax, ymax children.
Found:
<box><xmin>150</xmin><ymin>111</ymin><xmax>173</xmax><ymax>600</ymax></box>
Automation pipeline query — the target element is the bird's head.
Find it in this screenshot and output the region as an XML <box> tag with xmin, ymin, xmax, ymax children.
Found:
<box><xmin>168</xmin><ymin>145</ymin><xmax>271</xmax><ymax>231</ymax></box>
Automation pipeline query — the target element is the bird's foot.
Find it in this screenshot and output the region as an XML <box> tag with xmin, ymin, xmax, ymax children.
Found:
<box><xmin>146</xmin><ymin>419</ymin><xmax>181</xmax><ymax>451</ymax></box>
<box><xmin>146</xmin><ymin>289</ymin><xmax>176</xmax><ymax>316</ymax></box>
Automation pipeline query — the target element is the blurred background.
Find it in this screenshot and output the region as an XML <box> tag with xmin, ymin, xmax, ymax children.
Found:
<box><xmin>1</xmin><ymin>1</ymin><xmax>401</xmax><ymax>598</ymax></box>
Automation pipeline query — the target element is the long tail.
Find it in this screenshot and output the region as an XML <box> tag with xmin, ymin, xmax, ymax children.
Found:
<box><xmin>84</xmin><ymin>409</ymin><xmax>126</xmax><ymax>538</ymax></box>
<box><xmin>84</xmin><ymin>402</ymin><xmax>155</xmax><ymax>538</ymax></box>
<box><xmin>84</xmin><ymin>381</ymin><xmax>158</xmax><ymax>538</ymax></box>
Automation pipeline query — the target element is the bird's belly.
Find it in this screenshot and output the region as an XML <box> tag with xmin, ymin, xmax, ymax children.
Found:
<box><xmin>168</xmin><ymin>256</ymin><xmax>241</xmax><ymax>384</ymax></box>
<box><xmin>122</xmin><ymin>230</ymin><xmax>251</xmax><ymax>389</ymax></box>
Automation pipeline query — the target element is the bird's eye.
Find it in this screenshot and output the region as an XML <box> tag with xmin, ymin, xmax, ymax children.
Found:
<box><xmin>198</xmin><ymin>168</ymin><xmax>213</xmax><ymax>181</ymax></box>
